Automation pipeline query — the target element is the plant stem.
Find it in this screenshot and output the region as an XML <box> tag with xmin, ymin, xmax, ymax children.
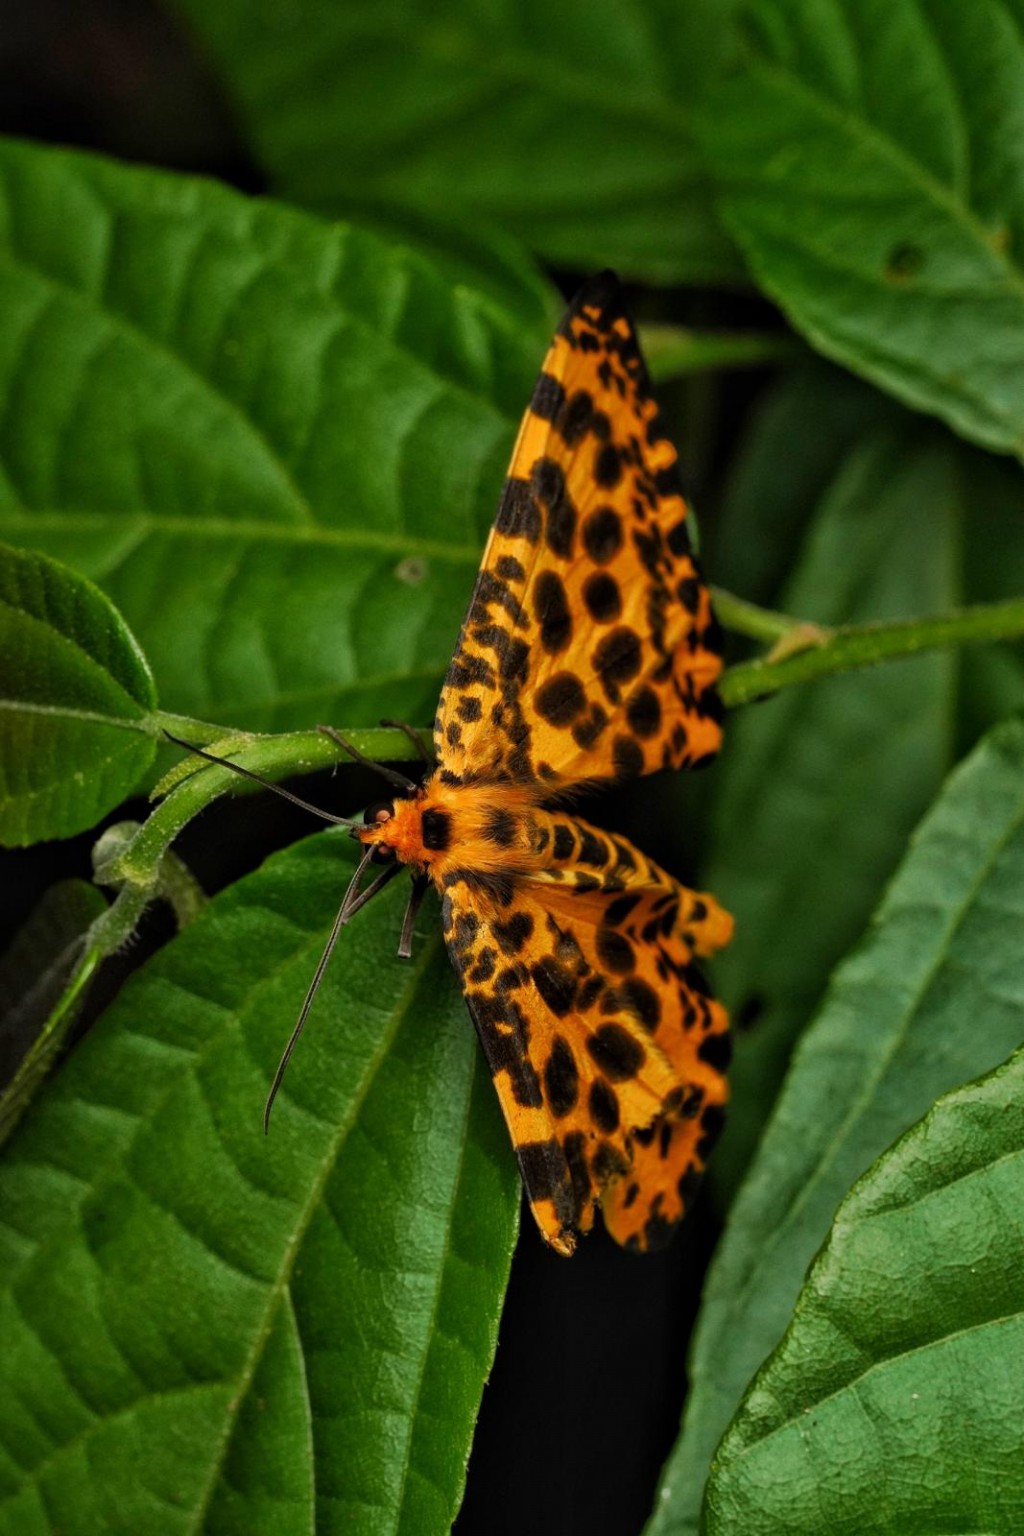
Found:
<box><xmin>720</xmin><ymin>597</ymin><xmax>1024</xmax><ymax>707</ymax></box>
<box><xmin>642</xmin><ymin>325</ymin><xmax>805</xmax><ymax>381</ymax></box>
<box><xmin>711</xmin><ymin>587</ymin><xmax>805</xmax><ymax>645</ymax></box>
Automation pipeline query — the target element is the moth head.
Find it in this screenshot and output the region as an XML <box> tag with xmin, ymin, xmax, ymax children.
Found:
<box><xmin>355</xmin><ymin>791</ymin><xmax>423</xmax><ymax>864</ymax></box>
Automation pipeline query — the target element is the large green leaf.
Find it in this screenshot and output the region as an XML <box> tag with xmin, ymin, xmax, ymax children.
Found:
<box><xmin>695</xmin><ymin>0</ymin><xmax>1024</xmax><ymax>456</ymax></box>
<box><xmin>0</xmin><ymin>830</ymin><xmax>519</xmax><ymax>1535</ymax></box>
<box><xmin>706</xmin><ymin>419</ymin><xmax>959</xmax><ymax>1191</ymax></box>
<box><xmin>168</xmin><ymin>0</ymin><xmax>742</xmax><ymax>285</ymax></box>
<box><xmin>0</xmin><ymin>137</ymin><xmax>547</xmax><ymax>732</ymax></box>
<box><xmin>651</xmin><ymin>718</ymin><xmax>1024</xmax><ymax>1534</ymax></box>
<box><xmin>705</xmin><ymin>1046</ymin><xmax>1024</xmax><ymax>1533</ymax></box>
<box><xmin>0</xmin><ymin>542</ymin><xmax>156</xmax><ymax>843</ymax></box>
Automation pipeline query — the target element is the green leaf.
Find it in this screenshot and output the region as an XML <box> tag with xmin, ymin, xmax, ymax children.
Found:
<box><xmin>168</xmin><ymin>0</ymin><xmax>743</xmax><ymax>284</ymax></box>
<box><xmin>706</xmin><ymin>420</ymin><xmax>959</xmax><ymax>1193</ymax></box>
<box><xmin>0</xmin><ymin>830</ymin><xmax>519</xmax><ymax>1535</ymax></box>
<box><xmin>704</xmin><ymin>1045</ymin><xmax>1024</xmax><ymax>1534</ymax></box>
<box><xmin>709</xmin><ymin>361</ymin><xmax>899</xmax><ymax>607</ymax></box>
<box><xmin>695</xmin><ymin>0</ymin><xmax>1024</xmax><ymax>456</ymax></box>
<box><xmin>0</xmin><ymin>136</ymin><xmax>547</xmax><ymax>732</ymax></box>
<box><xmin>651</xmin><ymin>718</ymin><xmax>1024</xmax><ymax>1535</ymax></box>
<box><xmin>0</xmin><ymin>542</ymin><xmax>157</xmax><ymax>844</ymax></box>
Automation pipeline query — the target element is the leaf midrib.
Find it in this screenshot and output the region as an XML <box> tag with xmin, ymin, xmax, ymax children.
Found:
<box><xmin>187</xmin><ymin>919</ymin><xmax>447</xmax><ymax>1535</ymax></box>
<box><xmin>729</xmin><ymin>1307</ymin><xmax>1024</xmax><ymax>1457</ymax></box>
<box><xmin>0</xmin><ymin>510</ymin><xmax>482</xmax><ymax>563</ymax></box>
<box><xmin>389</xmin><ymin>1038</ymin><xmax>477</xmax><ymax>1532</ymax></box>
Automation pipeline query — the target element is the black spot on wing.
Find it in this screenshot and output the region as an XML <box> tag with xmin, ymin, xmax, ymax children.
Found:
<box><xmin>698</xmin><ymin>1031</ymin><xmax>732</xmax><ymax>1073</ymax></box>
<box><xmin>535</xmin><ymin>672</ymin><xmax>586</xmax><ymax>726</ymax></box>
<box><xmin>605</xmin><ymin>893</ymin><xmax>641</xmax><ymax>925</ymax></box>
<box><xmin>594</xmin><ymin>442</ymin><xmax>622</xmax><ymax>487</ymax></box>
<box><xmin>626</xmin><ymin>687</ymin><xmax>661</xmax><ymax>740</ymax></box>
<box><xmin>583</xmin><ymin>572</ymin><xmax>622</xmax><ymax>623</ymax></box>
<box><xmin>531</xmin><ymin>371</ymin><xmax>566</xmax><ymax>422</ymax></box>
<box><xmin>676</xmin><ymin>575</ymin><xmax>701</xmax><ymax>614</ymax></box>
<box><xmin>559</xmin><ymin>389</ymin><xmax>599</xmax><ymax>446</ymax></box>
<box><xmin>496</xmin><ymin>554</ymin><xmax>526</xmax><ymax>583</ymax></box>
<box><xmin>533</xmin><ymin>569</ymin><xmax>573</xmax><ymax>654</ymax></box>
<box><xmin>613</xmin><ymin>735</ymin><xmax>644</xmax><ymax>780</ymax></box>
<box><xmin>588</xmin><ymin>1079</ymin><xmax>620</xmax><ymax>1134</ymax></box>
<box><xmin>562</xmin><ymin>1130</ymin><xmax>591</xmax><ymax>1214</ymax></box>
<box><xmin>446</xmin><ymin>653</ymin><xmax>494</xmax><ymax>691</ymax></box>
<box><xmin>469</xmin><ymin>948</ymin><xmax>497</xmax><ymax>983</ymax></box>
<box><xmin>592</xmin><ymin>1139</ymin><xmax>631</xmax><ymax>1183</ymax></box>
<box><xmin>492</xmin><ymin>911</ymin><xmax>535</xmax><ymax>954</ymax></box>
<box><xmin>544</xmin><ymin>1036</ymin><xmax>580</xmax><ymax>1117</ymax></box>
<box><xmin>586</xmin><ymin>1023</ymin><xmax>645</xmax><ymax>1082</ymax></box>
<box><xmin>517</xmin><ymin>1138</ymin><xmax>577</xmax><ymax>1228</ymax></box>
<box><xmin>495</xmin><ymin>477</ymin><xmax>540</xmax><ymax>543</ymax></box>
<box><xmin>531</xmin><ymin>458</ymin><xmax>577</xmax><ymax>559</ymax></box>
<box><xmin>619</xmin><ymin>977</ymin><xmax>661</xmax><ymax>1031</ymax></box>
<box><xmin>531</xmin><ymin>957</ymin><xmax>577</xmax><ymax>1017</ymax></box>
<box><xmin>596</xmin><ymin>927</ymin><xmax>636</xmax><ymax>974</ymax></box>
<box><xmin>594</xmin><ymin>627</ymin><xmax>641</xmax><ymax>697</ymax></box>
<box><xmin>582</xmin><ymin>506</ymin><xmax>623</xmax><ymax>564</ymax></box>
<box><xmin>572</xmin><ymin>702</ymin><xmax>609</xmax><ymax>751</ymax></box>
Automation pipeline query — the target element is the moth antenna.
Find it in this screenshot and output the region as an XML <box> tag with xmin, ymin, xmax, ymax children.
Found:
<box><xmin>164</xmin><ymin>732</ymin><xmax>359</xmax><ymax>826</ymax></box>
<box><xmin>317</xmin><ymin>724</ymin><xmax>418</xmax><ymax>793</ymax></box>
<box><xmin>263</xmin><ymin>843</ymin><xmax>385</xmax><ymax>1133</ymax></box>
<box><xmin>379</xmin><ymin>718</ymin><xmax>434</xmax><ymax>767</ymax></box>
<box><xmin>397</xmin><ymin>874</ymin><xmax>430</xmax><ymax>958</ymax></box>
<box><xmin>336</xmin><ymin>858</ymin><xmax>404</xmax><ymax>923</ymax></box>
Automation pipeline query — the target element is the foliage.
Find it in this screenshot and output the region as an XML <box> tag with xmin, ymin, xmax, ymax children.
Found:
<box><xmin>2</xmin><ymin>1</ymin><xmax>1024</xmax><ymax>1532</ymax></box>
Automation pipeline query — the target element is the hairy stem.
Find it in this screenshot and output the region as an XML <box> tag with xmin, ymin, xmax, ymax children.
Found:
<box><xmin>719</xmin><ymin>597</ymin><xmax>1024</xmax><ymax>707</ymax></box>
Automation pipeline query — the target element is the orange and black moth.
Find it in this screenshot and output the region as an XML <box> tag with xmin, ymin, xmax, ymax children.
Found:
<box><xmin>345</xmin><ymin>272</ymin><xmax>732</xmax><ymax>1256</ymax></box>
<box><xmin>200</xmin><ymin>272</ymin><xmax>734</xmax><ymax>1256</ymax></box>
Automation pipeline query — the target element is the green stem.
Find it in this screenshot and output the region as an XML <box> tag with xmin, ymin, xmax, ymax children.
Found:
<box><xmin>711</xmin><ymin>587</ymin><xmax>805</xmax><ymax>645</ymax></box>
<box><xmin>642</xmin><ymin>324</ymin><xmax>805</xmax><ymax>381</ymax></box>
<box><xmin>720</xmin><ymin>597</ymin><xmax>1024</xmax><ymax>707</ymax></box>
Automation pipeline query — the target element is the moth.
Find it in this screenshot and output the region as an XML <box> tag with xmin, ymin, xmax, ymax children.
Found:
<box><xmin>179</xmin><ymin>272</ymin><xmax>732</xmax><ymax>1256</ymax></box>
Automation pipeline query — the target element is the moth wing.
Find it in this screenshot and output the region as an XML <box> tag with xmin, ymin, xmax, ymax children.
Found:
<box><xmin>435</xmin><ymin>270</ymin><xmax>722</xmax><ymax>789</ymax></box>
<box><xmin>441</xmin><ymin>835</ymin><xmax>731</xmax><ymax>1254</ymax></box>
<box><xmin>531</xmin><ymin>863</ymin><xmax>732</xmax><ymax>1252</ymax></box>
<box><xmin>441</xmin><ymin>873</ymin><xmax>683</xmax><ymax>1255</ymax></box>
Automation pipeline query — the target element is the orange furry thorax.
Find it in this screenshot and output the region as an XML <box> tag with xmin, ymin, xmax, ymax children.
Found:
<box><xmin>357</xmin><ymin>776</ymin><xmax>543</xmax><ymax>886</ymax></box>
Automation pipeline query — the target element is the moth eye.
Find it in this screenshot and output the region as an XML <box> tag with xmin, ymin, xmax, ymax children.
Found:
<box><xmin>364</xmin><ymin>799</ymin><xmax>395</xmax><ymax>826</ymax></box>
